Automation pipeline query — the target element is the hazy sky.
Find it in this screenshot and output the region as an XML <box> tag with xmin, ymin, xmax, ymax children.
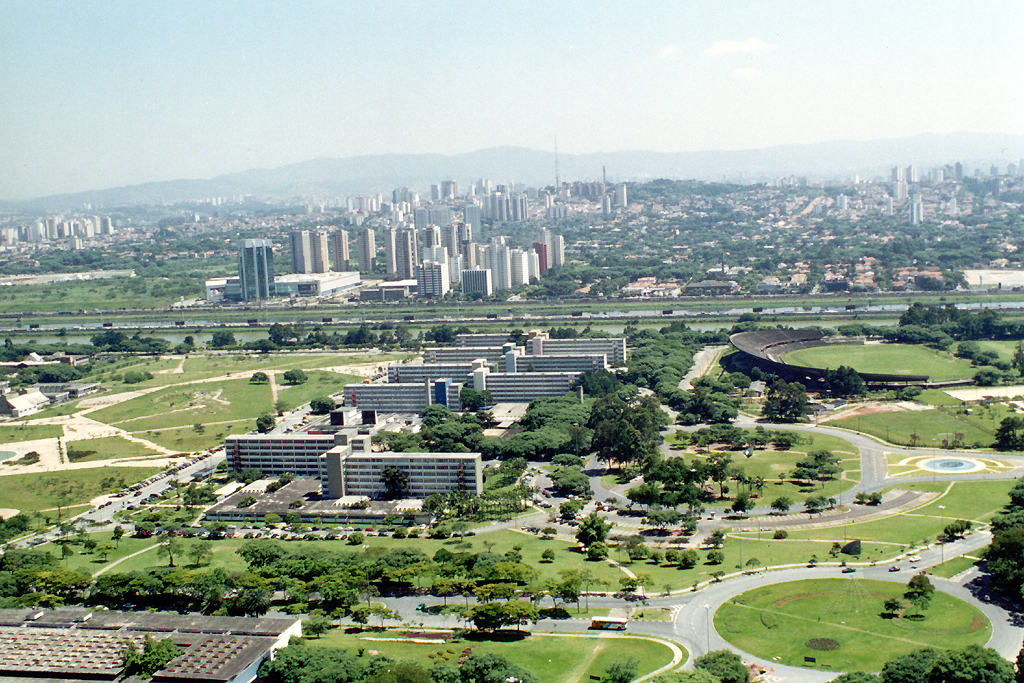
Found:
<box><xmin>2</xmin><ymin>0</ymin><xmax>1022</xmax><ymax>200</ymax></box>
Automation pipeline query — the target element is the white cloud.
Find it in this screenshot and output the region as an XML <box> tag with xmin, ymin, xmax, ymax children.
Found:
<box><xmin>733</xmin><ymin>68</ymin><xmax>763</xmax><ymax>81</ymax></box>
<box><xmin>657</xmin><ymin>44</ymin><xmax>679</xmax><ymax>60</ymax></box>
<box><xmin>704</xmin><ymin>38</ymin><xmax>774</xmax><ymax>56</ymax></box>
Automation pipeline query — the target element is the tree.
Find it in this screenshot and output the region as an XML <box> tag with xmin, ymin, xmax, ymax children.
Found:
<box><xmin>381</xmin><ymin>466</ymin><xmax>410</xmax><ymax>499</ymax></box>
<box><xmin>606</xmin><ymin>658</ymin><xmax>640</xmax><ymax>683</ymax></box>
<box><xmin>112</xmin><ymin>526</ymin><xmax>125</xmax><ymax>547</ymax></box>
<box><xmin>250</xmin><ymin>371</ymin><xmax>270</xmax><ymax>384</ymax></box>
<box><xmin>301</xmin><ymin>611</ymin><xmax>332</xmax><ymax>639</ymax></box>
<box><xmin>695</xmin><ymin>650</ymin><xmax>750</xmax><ymax>683</ymax></box>
<box><xmin>771</xmin><ymin>496</ymin><xmax>792</xmax><ymax>514</ymax></box>
<box><xmin>931</xmin><ymin>645</ymin><xmax>1014</xmax><ymax>683</ymax></box>
<box><xmin>501</xmin><ymin>599</ymin><xmax>539</xmax><ymax>631</ymax></box>
<box><xmin>210</xmin><ymin>331</ymin><xmax>236</xmax><ymax>349</ymax></box>
<box><xmin>282</xmin><ymin>369</ymin><xmax>308</xmax><ymax>385</ymax></box>
<box><xmin>654</xmin><ymin>671</ymin><xmax>724</xmax><ymax>683</ymax></box>
<box><xmin>541</xmin><ymin>548</ymin><xmax>556</xmax><ymax>562</ymax></box>
<box><xmin>157</xmin><ymin>538</ymin><xmax>184</xmax><ymax>567</ymax></box>
<box><xmin>460</xmin><ymin>387</ymin><xmax>493</xmax><ymax>412</ymax></box>
<box><xmin>96</xmin><ymin>542</ymin><xmax>114</xmax><ymax>562</ymax></box>
<box><xmin>122</xmin><ymin>635</ymin><xmax>183</xmax><ymax>679</ymax></box>
<box><xmin>575</xmin><ymin>512</ymin><xmax>612</xmax><ymax>546</ymax></box>
<box><xmin>822</xmin><ymin>366</ymin><xmax>866</xmax><ymax>397</ymax></box>
<box><xmin>234</xmin><ymin>587</ymin><xmax>272</xmax><ymax>617</ymax></box>
<box><xmin>883</xmin><ymin>597</ymin><xmax>904</xmax><ymax>617</ymax></box>
<box><xmin>804</xmin><ymin>496</ymin><xmax>828</xmax><ymax>514</ymax></box>
<box><xmin>256</xmin><ymin>413</ymin><xmax>275</xmax><ymax>433</ymax></box>
<box><xmin>731</xmin><ymin>493</ymin><xmax>753</xmax><ymax>515</ymax></box>
<box><xmin>762</xmin><ymin>379</ymin><xmax>809</xmax><ymax>422</ymax></box>
<box><xmin>309</xmin><ymin>396</ymin><xmax>336</xmax><ymax>414</ymax></box>
<box><xmin>187</xmin><ymin>540</ymin><xmax>213</xmax><ymax>567</ymax></box>
<box><xmin>458</xmin><ymin>652</ymin><xmax>539</xmax><ymax>683</ymax></box>
<box><xmin>828</xmin><ymin>674</ymin><xmax>881</xmax><ymax>683</ymax></box>
<box><xmin>903</xmin><ymin>573</ymin><xmax>934</xmax><ymax>616</ymax></box>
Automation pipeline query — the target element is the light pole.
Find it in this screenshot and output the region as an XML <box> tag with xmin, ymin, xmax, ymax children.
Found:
<box><xmin>938</xmin><ymin>505</ymin><xmax>946</xmax><ymax>565</ymax></box>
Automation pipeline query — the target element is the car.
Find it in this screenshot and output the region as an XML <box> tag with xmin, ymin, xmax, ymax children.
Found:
<box><xmin>841</xmin><ymin>567</ymin><xmax>856</xmax><ymax>573</ymax></box>
<box><xmin>889</xmin><ymin>565</ymin><xmax>901</xmax><ymax>572</ymax></box>
<box><xmin>908</xmin><ymin>555</ymin><xmax>921</xmax><ymax>562</ymax></box>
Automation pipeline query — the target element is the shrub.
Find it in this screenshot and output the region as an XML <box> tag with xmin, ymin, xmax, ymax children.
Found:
<box><xmin>773</xmin><ymin>529</ymin><xmax>788</xmax><ymax>540</ymax></box>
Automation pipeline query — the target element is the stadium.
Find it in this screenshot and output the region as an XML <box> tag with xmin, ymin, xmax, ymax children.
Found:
<box><xmin>729</xmin><ymin>329</ymin><xmax>937</xmax><ymax>387</ymax></box>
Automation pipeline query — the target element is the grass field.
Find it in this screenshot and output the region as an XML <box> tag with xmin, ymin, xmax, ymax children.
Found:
<box><xmin>65</xmin><ymin>435</ymin><xmax>161</xmax><ymax>462</ymax></box>
<box><xmin>687</xmin><ymin>432</ymin><xmax>860</xmax><ymax>508</ymax></box>
<box><xmin>715</xmin><ymin>578</ymin><xmax>990</xmax><ymax>671</ymax></box>
<box><xmin>87</xmin><ymin>378</ymin><xmax>273</xmax><ymax>431</ymax></box>
<box><xmin>781</xmin><ymin>343</ymin><xmax>977</xmax><ymax>382</ymax></box>
<box><xmin>0</xmin><ymin>423</ymin><xmax>63</xmax><ymax>444</ymax></box>
<box><xmin>137</xmin><ymin>419</ymin><xmax>254</xmax><ymax>452</ymax></box>
<box><xmin>307</xmin><ymin>630</ymin><xmax>678</xmax><ymax>683</ymax></box>
<box><xmin>275</xmin><ymin>370</ymin><xmax>362</xmax><ymax>411</ymax></box>
<box><xmin>0</xmin><ymin>466</ymin><xmax>164</xmax><ymax>515</ymax></box>
<box><xmin>830</xmin><ymin>406</ymin><xmax>1005</xmax><ymax>449</ymax></box>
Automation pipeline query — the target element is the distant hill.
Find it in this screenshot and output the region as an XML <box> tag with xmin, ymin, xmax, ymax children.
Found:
<box><xmin>5</xmin><ymin>132</ymin><xmax>1022</xmax><ymax>212</ymax></box>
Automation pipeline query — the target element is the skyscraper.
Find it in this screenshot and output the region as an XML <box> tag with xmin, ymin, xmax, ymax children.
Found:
<box><xmin>331</xmin><ymin>230</ymin><xmax>350</xmax><ymax>271</ymax></box>
<box><xmin>417</xmin><ymin>259</ymin><xmax>450</xmax><ymax>297</ymax></box>
<box><xmin>238</xmin><ymin>239</ymin><xmax>274</xmax><ymax>303</ymax></box>
<box><xmin>290</xmin><ymin>230</ymin><xmax>313</xmax><ymax>274</ymax></box>
<box><xmin>357</xmin><ymin>228</ymin><xmax>376</xmax><ymax>272</ymax></box>
<box><xmin>387</xmin><ymin>228</ymin><xmax>418</xmax><ymax>280</ymax></box>
<box><xmin>311</xmin><ymin>230</ymin><xmax>329</xmax><ymax>273</ymax></box>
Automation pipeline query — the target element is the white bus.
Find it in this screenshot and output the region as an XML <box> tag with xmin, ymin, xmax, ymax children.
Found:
<box><xmin>590</xmin><ymin>616</ymin><xmax>628</xmax><ymax>630</ymax></box>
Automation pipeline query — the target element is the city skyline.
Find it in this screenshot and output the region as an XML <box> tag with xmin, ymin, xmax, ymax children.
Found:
<box><xmin>1</xmin><ymin>0</ymin><xmax>1022</xmax><ymax>200</ymax></box>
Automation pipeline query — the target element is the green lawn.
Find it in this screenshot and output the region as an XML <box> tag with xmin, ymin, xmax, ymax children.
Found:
<box><xmin>0</xmin><ymin>466</ymin><xmax>164</xmax><ymax>515</ymax></box>
<box><xmin>65</xmin><ymin>435</ymin><xmax>160</xmax><ymax>463</ymax></box>
<box><xmin>830</xmin><ymin>406</ymin><xmax>1003</xmax><ymax>449</ymax></box>
<box><xmin>0</xmin><ymin>423</ymin><xmax>63</xmax><ymax>443</ymax></box>
<box><xmin>134</xmin><ymin>419</ymin><xmax>254</xmax><ymax>453</ymax></box>
<box><xmin>715</xmin><ymin>578</ymin><xmax>990</xmax><ymax>671</ymax></box>
<box><xmin>690</xmin><ymin>432</ymin><xmax>859</xmax><ymax>509</ymax></box>
<box><xmin>780</xmin><ymin>343</ymin><xmax>977</xmax><ymax>382</ymax></box>
<box><xmin>46</xmin><ymin>531</ymin><xmax>162</xmax><ymax>575</ymax></box>
<box><xmin>275</xmin><ymin>370</ymin><xmax>362</xmax><ymax>411</ymax></box>
<box><xmin>307</xmin><ymin>630</ymin><xmax>677</xmax><ymax>683</ymax></box>
<box><xmin>88</xmin><ymin>378</ymin><xmax>273</xmax><ymax>431</ymax></box>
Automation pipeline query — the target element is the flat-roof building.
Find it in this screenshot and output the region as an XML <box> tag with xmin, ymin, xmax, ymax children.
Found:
<box><xmin>325</xmin><ymin>449</ymin><xmax>483</xmax><ymax>498</ymax></box>
<box><xmin>526</xmin><ymin>332</ymin><xmax>627</xmax><ymax>364</ymax></box>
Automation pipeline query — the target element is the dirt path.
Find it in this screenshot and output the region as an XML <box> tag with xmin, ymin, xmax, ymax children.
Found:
<box><xmin>94</xmin><ymin>542</ymin><xmax>163</xmax><ymax>576</ymax></box>
<box><xmin>564</xmin><ymin>638</ymin><xmax>607</xmax><ymax>683</ymax></box>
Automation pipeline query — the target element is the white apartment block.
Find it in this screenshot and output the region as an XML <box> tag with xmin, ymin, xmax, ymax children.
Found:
<box><xmin>344</xmin><ymin>382</ymin><xmax>432</xmax><ymax>412</ymax></box>
<box><xmin>526</xmin><ymin>333</ymin><xmax>627</xmax><ymax>364</ymax></box>
<box><xmin>325</xmin><ymin>450</ymin><xmax>483</xmax><ymax>498</ymax></box>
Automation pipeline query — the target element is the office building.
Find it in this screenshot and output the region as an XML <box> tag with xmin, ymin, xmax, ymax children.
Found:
<box><xmin>423</xmin><ymin>346</ymin><xmax>509</xmax><ymax>364</ymax></box>
<box><xmin>460</xmin><ymin>268</ymin><xmax>493</xmax><ymax>297</ymax></box>
<box><xmin>388</xmin><ymin>362</ymin><xmax>477</xmax><ymax>384</ymax></box>
<box><xmin>344</xmin><ymin>381</ymin><xmax>433</xmax><ymax>413</ymax></box>
<box><xmin>331</xmin><ymin>229</ymin><xmax>350</xmax><ymax>271</ymax></box>
<box><xmin>290</xmin><ymin>230</ymin><xmax>313</xmax><ymax>274</ymax></box>
<box><xmin>311</xmin><ymin>230</ymin><xmax>329</xmax><ymax>273</ymax></box>
<box><xmin>325</xmin><ymin>449</ymin><xmax>482</xmax><ymax>498</ymax></box>
<box><xmin>470</xmin><ymin>367</ymin><xmax>576</xmax><ymax>403</ymax></box>
<box><xmin>238</xmin><ymin>239</ymin><xmax>274</xmax><ymax>303</ymax></box>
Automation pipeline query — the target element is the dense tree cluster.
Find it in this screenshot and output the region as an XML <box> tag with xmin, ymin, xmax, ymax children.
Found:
<box><xmin>985</xmin><ymin>477</ymin><xmax>1024</xmax><ymax>601</ymax></box>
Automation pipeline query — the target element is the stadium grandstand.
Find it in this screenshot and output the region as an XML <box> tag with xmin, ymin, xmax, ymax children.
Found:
<box><xmin>729</xmin><ymin>329</ymin><xmax>933</xmax><ymax>386</ymax></box>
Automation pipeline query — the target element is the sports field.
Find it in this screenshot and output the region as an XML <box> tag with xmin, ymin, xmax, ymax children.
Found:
<box><xmin>780</xmin><ymin>343</ymin><xmax>977</xmax><ymax>381</ymax></box>
<box><xmin>715</xmin><ymin>578</ymin><xmax>990</xmax><ymax>671</ymax></box>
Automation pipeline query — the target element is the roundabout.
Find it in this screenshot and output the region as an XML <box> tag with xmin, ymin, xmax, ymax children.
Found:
<box><xmin>712</xmin><ymin>577</ymin><xmax>990</xmax><ymax>672</ymax></box>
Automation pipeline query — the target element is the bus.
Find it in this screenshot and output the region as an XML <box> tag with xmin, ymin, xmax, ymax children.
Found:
<box><xmin>590</xmin><ymin>616</ymin><xmax>628</xmax><ymax>630</ymax></box>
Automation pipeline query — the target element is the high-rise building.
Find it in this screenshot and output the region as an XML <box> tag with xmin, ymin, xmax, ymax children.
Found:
<box><xmin>510</xmin><ymin>193</ymin><xmax>528</xmax><ymax>222</ymax></box>
<box><xmin>484</xmin><ymin>243</ymin><xmax>512</xmax><ymax>291</ymax></box>
<box><xmin>441</xmin><ymin>180</ymin><xmax>459</xmax><ymax>199</ymax></box>
<box><xmin>910</xmin><ymin>193</ymin><xmax>924</xmax><ymax>225</ymax></box>
<box><xmin>615</xmin><ymin>183</ymin><xmax>628</xmax><ymax>207</ymax></box>
<box><xmin>387</xmin><ymin>228</ymin><xmax>418</xmax><ymax>280</ymax></box>
<box><xmin>357</xmin><ymin>228</ymin><xmax>376</xmax><ymax>272</ymax></box>
<box><xmin>510</xmin><ymin>249</ymin><xmax>529</xmax><ymax>288</ymax></box>
<box><xmin>532</xmin><ymin>242</ymin><xmax>549</xmax><ymax>273</ymax></box>
<box><xmin>463</xmin><ymin>205</ymin><xmax>481</xmax><ymax>236</ymax></box>
<box><xmin>905</xmin><ymin>165</ymin><xmax>918</xmax><ymax>183</ymax></box>
<box><xmin>290</xmin><ymin>230</ymin><xmax>313</xmax><ymax>274</ymax></box>
<box><xmin>421</xmin><ymin>224</ymin><xmax>441</xmax><ymax>250</ymax></box>
<box><xmin>954</xmin><ymin>162</ymin><xmax>964</xmax><ymax>180</ymax></box>
<box><xmin>311</xmin><ymin>230</ymin><xmax>329</xmax><ymax>273</ymax></box>
<box><xmin>460</xmin><ymin>267</ymin><xmax>493</xmax><ymax>297</ymax></box>
<box><xmin>331</xmin><ymin>230</ymin><xmax>350</xmax><ymax>271</ymax></box>
<box><xmin>417</xmin><ymin>259</ymin><xmax>450</xmax><ymax>297</ymax></box>
<box><xmin>238</xmin><ymin>239</ymin><xmax>274</xmax><ymax>302</ymax></box>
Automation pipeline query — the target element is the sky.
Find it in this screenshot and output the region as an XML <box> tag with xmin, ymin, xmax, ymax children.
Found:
<box><xmin>1</xmin><ymin>0</ymin><xmax>1022</xmax><ymax>200</ymax></box>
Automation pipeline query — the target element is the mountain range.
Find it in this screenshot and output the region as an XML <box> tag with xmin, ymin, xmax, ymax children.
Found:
<box><xmin>5</xmin><ymin>132</ymin><xmax>1023</xmax><ymax>213</ymax></box>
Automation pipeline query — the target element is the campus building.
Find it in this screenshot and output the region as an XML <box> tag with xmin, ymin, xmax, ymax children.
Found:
<box><xmin>324</xmin><ymin>448</ymin><xmax>483</xmax><ymax>498</ymax></box>
<box><xmin>526</xmin><ymin>331</ymin><xmax>627</xmax><ymax>364</ymax></box>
